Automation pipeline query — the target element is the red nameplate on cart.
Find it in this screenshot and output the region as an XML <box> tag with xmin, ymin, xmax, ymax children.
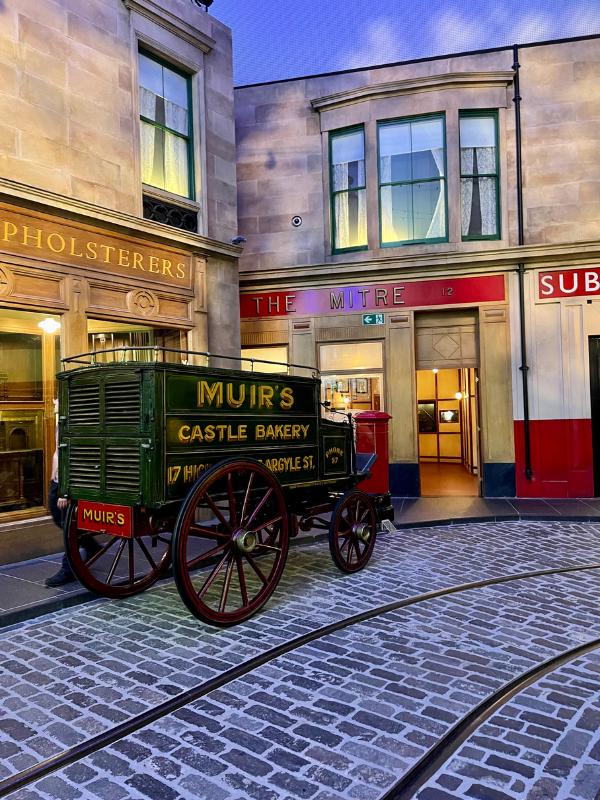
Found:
<box><xmin>77</xmin><ymin>501</ymin><xmax>133</xmax><ymax>538</ymax></box>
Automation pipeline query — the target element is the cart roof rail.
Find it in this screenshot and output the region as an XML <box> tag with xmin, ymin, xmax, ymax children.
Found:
<box><xmin>61</xmin><ymin>346</ymin><xmax>319</xmax><ymax>377</ymax></box>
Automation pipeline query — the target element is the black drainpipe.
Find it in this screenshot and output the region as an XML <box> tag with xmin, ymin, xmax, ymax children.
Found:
<box><xmin>512</xmin><ymin>44</ymin><xmax>532</xmax><ymax>480</ymax></box>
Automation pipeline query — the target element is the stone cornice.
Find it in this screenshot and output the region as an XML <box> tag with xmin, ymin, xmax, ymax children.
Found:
<box><xmin>122</xmin><ymin>0</ymin><xmax>215</xmax><ymax>53</ymax></box>
<box><xmin>239</xmin><ymin>240</ymin><xmax>600</xmax><ymax>291</ymax></box>
<box><xmin>0</xmin><ymin>177</ymin><xmax>241</xmax><ymax>261</ymax></box>
<box><xmin>310</xmin><ymin>71</ymin><xmax>515</xmax><ymax>112</ymax></box>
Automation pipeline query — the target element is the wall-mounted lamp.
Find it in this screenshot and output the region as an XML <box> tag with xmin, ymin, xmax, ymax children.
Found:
<box><xmin>455</xmin><ymin>391</ymin><xmax>463</xmax><ymax>400</ymax></box>
<box><xmin>432</xmin><ymin>368</ymin><xmax>438</xmax><ymax>374</ymax></box>
<box><xmin>38</xmin><ymin>318</ymin><xmax>60</xmax><ymax>334</ymax></box>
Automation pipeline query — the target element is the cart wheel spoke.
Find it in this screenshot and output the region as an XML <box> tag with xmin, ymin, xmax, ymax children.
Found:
<box><xmin>189</xmin><ymin>524</ymin><xmax>230</xmax><ymax>541</ymax></box>
<box><xmin>245</xmin><ymin>487</ymin><xmax>273</xmax><ymax>530</ymax></box>
<box><xmin>227</xmin><ymin>472</ymin><xmax>238</xmax><ymax>528</ymax></box>
<box><xmin>254</xmin><ymin>543</ymin><xmax>282</xmax><ymax>553</ymax></box>
<box><xmin>187</xmin><ymin>541</ymin><xmax>228</xmax><ymax>571</ymax></box>
<box><xmin>83</xmin><ymin>537</ymin><xmax>115</xmax><ymax>568</ymax></box>
<box><xmin>236</xmin><ymin>553</ymin><xmax>249</xmax><ymax>607</ymax></box>
<box><xmin>219</xmin><ymin>555</ymin><xmax>236</xmax><ymax>613</ymax></box>
<box><xmin>197</xmin><ymin>550</ymin><xmax>230</xmax><ymax>599</ymax></box>
<box><xmin>128</xmin><ymin>538</ymin><xmax>135</xmax><ymax>584</ymax></box>
<box><xmin>328</xmin><ymin>490</ymin><xmax>377</xmax><ymax>574</ymax></box>
<box><xmin>243</xmin><ymin>552</ymin><xmax>268</xmax><ymax>585</ymax></box>
<box><xmin>240</xmin><ymin>472</ymin><xmax>255</xmax><ymax>525</ymax></box>
<box><xmin>64</xmin><ymin>505</ymin><xmax>172</xmax><ymax>598</ymax></box>
<box><xmin>136</xmin><ymin>536</ymin><xmax>158</xmax><ymax>570</ymax></box>
<box><xmin>106</xmin><ymin>538</ymin><xmax>128</xmax><ymax>585</ymax></box>
<box><xmin>248</xmin><ymin>514</ymin><xmax>283</xmax><ymax>535</ymax></box>
<box><xmin>174</xmin><ymin>459</ymin><xmax>289</xmax><ymax>626</ymax></box>
<box><xmin>204</xmin><ymin>492</ymin><xmax>231</xmax><ymax>532</ymax></box>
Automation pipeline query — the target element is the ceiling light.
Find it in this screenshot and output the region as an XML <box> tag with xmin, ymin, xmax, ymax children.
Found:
<box><xmin>38</xmin><ymin>318</ymin><xmax>60</xmax><ymax>334</ymax></box>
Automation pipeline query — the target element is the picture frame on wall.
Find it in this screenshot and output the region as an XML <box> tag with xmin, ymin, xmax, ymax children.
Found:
<box><xmin>439</xmin><ymin>409</ymin><xmax>459</xmax><ymax>423</ymax></box>
<box><xmin>336</xmin><ymin>379</ymin><xmax>349</xmax><ymax>392</ymax></box>
<box><xmin>418</xmin><ymin>402</ymin><xmax>437</xmax><ymax>433</ymax></box>
<box><xmin>355</xmin><ymin>377</ymin><xmax>369</xmax><ymax>395</ymax></box>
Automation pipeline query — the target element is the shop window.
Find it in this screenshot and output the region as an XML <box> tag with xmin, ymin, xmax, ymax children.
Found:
<box><xmin>87</xmin><ymin>320</ymin><xmax>188</xmax><ymax>364</ymax></box>
<box><xmin>319</xmin><ymin>342</ymin><xmax>383</xmax><ymax>415</ymax></box>
<box><xmin>378</xmin><ymin>115</ymin><xmax>447</xmax><ymax>246</ymax></box>
<box><xmin>241</xmin><ymin>346</ymin><xmax>289</xmax><ymax>374</ymax></box>
<box><xmin>0</xmin><ymin>310</ymin><xmax>61</xmax><ymax>514</ymax></box>
<box><xmin>330</xmin><ymin>127</ymin><xmax>367</xmax><ymax>252</ymax></box>
<box><xmin>0</xmin><ymin>333</ymin><xmax>42</xmax><ymax>400</ymax></box>
<box><xmin>460</xmin><ymin>112</ymin><xmax>500</xmax><ymax>239</ymax></box>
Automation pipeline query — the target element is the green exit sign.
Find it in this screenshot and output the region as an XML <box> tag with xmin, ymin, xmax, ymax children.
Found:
<box><xmin>362</xmin><ymin>313</ymin><xmax>385</xmax><ymax>326</ymax></box>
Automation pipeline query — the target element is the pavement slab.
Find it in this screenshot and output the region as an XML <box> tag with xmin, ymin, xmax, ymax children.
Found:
<box><xmin>1</xmin><ymin>521</ymin><xmax>600</xmax><ymax>799</ymax></box>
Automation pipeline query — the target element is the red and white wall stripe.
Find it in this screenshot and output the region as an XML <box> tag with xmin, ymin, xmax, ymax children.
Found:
<box><xmin>510</xmin><ymin>267</ymin><xmax>600</xmax><ymax>498</ymax></box>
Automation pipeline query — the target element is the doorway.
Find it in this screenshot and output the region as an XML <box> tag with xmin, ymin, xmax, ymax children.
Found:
<box><xmin>589</xmin><ymin>337</ymin><xmax>600</xmax><ymax>496</ymax></box>
<box><xmin>417</xmin><ymin>367</ymin><xmax>480</xmax><ymax>496</ymax></box>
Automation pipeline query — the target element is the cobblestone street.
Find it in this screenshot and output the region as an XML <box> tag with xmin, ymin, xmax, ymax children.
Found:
<box><xmin>2</xmin><ymin>521</ymin><xmax>600</xmax><ymax>800</ymax></box>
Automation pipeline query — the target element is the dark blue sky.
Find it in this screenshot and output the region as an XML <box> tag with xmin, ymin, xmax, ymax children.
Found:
<box><xmin>210</xmin><ymin>0</ymin><xmax>600</xmax><ymax>86</ymax></box>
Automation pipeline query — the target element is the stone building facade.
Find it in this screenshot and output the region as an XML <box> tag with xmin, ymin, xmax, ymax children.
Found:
<box><xmin>235</xmin><ymin>35</ymin><xmax>600</xmax><ymax>499</ymax></box>
<box><xmin>0</xmin><ymin>0</ymin><xmax>240</xmax><ymax>561</ymax></box>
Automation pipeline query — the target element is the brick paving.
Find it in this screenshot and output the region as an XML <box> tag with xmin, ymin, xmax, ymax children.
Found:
<box><xmin>1</xmin><ymin>521</ymin><xmax>600</xmax><ymax>799</ymax></box>
<box><xmin>417</xmin><ymin>650</ymin><xmax>600</xmax><ymax>800</ymax></box>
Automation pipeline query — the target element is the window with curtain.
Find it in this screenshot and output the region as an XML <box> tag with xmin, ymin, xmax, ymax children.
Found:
<box><xmin>139</xmin><ymin>51</ymin><xmax>192</xmax><ymax>199</ymax></box>
<box><xmin>378</xmin><ymin>116</ymin><xmax>447</xmax><ymax>246</ymax></box>
<box><xmin>330</xmin><ymin>127</ymin><xmax>367</xmax><ymax>252</ymax></box>
<box><xmin>460</xmin><ymin>113</ymin><xmax>500</xmax><ymax>239</ymax></box>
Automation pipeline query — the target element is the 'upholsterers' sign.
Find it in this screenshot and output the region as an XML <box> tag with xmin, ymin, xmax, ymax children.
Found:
<box><xmin>0</xmin><ymin>203</ymin><xmax>192</xmax><ymax>288</ymax></box>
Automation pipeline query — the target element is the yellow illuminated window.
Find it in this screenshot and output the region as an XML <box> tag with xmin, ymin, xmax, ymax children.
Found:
<box><xmin>330</xmin><ymin>128</ymin><xmax>368</xmax><ymax>252</ymax></box>
<box><xmin>241</xmin><ymin>346</ymin><xmax>289</xmax><ymax>374</ymax></box>
<box><xmin>139</xmin><ymin>51</ymin><xmax>192</xmax><ymax>199</ymax></box>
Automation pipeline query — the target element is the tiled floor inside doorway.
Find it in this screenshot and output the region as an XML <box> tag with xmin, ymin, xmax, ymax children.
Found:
<box><xmin>420</xmin><ymin>461</ymin><xmax>479</xmax><ymax>496</ymax></box>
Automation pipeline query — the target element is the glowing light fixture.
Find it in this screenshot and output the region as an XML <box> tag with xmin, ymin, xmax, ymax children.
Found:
<box><xmin>432</xmin><ymin>368</ymin><xmax>438</xmax><ymax>374</ymax></box>
<box><xmin>38</xmin><ymin>318</ymin><xmax>60</xmax><ymax>334</ymax></box>
<box><xmin>455</xmin><ymin>391</ymin><xmax>463</xmax><ymax>400</ymax></box>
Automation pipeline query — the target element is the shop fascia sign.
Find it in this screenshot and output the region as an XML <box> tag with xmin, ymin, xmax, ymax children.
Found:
<box><xmin>0</xmin><ymin>203</ymin><xmax>193</xmax><ymax>289</ymax></box>
<box><xmin>538</xmin><ymin>267</ymin><xmax>600</xmax><ymax>300</ymax></box>
<box><xmin>240</xmin><ymin>274</ymin><xmax>505</xmax><ymax>318</ymax></box>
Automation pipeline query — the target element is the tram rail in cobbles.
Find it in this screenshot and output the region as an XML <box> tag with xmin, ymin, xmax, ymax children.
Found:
<box><xmin>3</xmin><ymin>557</ymin><xmax>600</xmax><ymax>799</ymax></box>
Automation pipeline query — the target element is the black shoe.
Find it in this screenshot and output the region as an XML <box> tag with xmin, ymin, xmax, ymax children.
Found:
<box><xmin>45</xmin><ymin>565</ymin><xmax>76</xmax><ymax>588</ymax></box>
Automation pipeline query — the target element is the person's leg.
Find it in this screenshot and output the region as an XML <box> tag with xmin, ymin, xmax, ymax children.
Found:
<box><xmin>45</xmin><ymin>481</ymin><xmax>76</xmax><ymax>587</ymax></box>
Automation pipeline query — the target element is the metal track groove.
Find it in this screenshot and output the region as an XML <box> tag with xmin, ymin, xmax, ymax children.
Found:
<box><xmin>379</xmin><ymin>637</ymin><xmax>600</xmax><ymax>799</ymax></box>
<box><xmin>2</xmin><ymin>561</ymin><xmax>600</xmax><ymax>797</ymax></box>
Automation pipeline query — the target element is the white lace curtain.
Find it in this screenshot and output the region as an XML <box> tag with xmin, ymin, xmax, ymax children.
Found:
<box><xmin>333</xmin><ymin>164</ymin><xmax>367</xmax><ymax>248</ymax></box>
<box><xmin>461</xmin><ymin>146</ymin><xmax>496</xmax><ymax>236</ymax></box>
<box><xmin>425</xmin><ymin>147</ymin><xmax>445</xmax><ymax>239</ymax></box>
<box><xmin>140</xmin><ymin>87</ymin><xmax>189</xmax><ymax>196</ymax></box>
<box><xmin>380</xmin><ymin>148</ymin><xmax>445</xmax><ymax>241</ymax></box>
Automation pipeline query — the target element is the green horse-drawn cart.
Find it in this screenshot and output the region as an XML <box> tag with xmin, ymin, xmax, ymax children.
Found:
<box><xmin>58</xmin><ymin>348</ymin><xmax>392</xmax><ymax>626</ymax></box>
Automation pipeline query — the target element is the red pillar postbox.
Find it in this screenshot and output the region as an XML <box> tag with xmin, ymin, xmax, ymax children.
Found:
<box><xmin>354</xmin><ymin>411</ymin><xmax>392</xmax><ymax>495</ymax></box>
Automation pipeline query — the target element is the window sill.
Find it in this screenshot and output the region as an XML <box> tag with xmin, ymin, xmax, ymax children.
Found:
<box><xmin>142</xmin><ymin>185</ymin><xmax>200</xmax><ymax>214</ymax></box>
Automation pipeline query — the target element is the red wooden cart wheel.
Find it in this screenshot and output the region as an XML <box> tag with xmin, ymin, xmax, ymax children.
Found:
<box><xmin>173</xmin><ymin>458</ymin><xmax>289</xmax><ymax>626</ymax></box>
<box><xmin>64</xmin><ymin>504</ymin><xmax>172</xmax><ymax>598</ymax></box>
<box><xmin>328</xmin><ymin>489</ymin><xmax>377</xmax><ymax>573</ymax></box>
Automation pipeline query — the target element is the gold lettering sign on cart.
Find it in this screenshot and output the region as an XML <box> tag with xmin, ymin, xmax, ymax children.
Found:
<box><xmin>0</xmin><ymin>203</ymin><xmax>193</xmax><ymax>289</ymax></box>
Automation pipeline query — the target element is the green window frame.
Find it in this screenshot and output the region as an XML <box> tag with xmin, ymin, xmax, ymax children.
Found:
<box><xmin>459</xmin><ymin>110</ymin><xmax>500</xmax><ymax>240</ymax></box>
<box><xmin>329</xmin><ymin>126</ymin><xmax>368</xmax><ymax>254</ymax></box>
<box><xmin>378</xmin><ymin>114</ymin><xmax>448</xmax><ymax>247</ymax></box>
<box><xmin>138</xmin><ymin>50</ymin><xmax>195</xmax><ymax>200</ymax></box>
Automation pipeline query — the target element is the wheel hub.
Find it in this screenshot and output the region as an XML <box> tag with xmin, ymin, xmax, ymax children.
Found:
<box><xmin>353</xmin><ymin>522</ymin><xmax>371</xmax><ymax>543</ymax></box>
<box><xmin>233</xmin><ymin>529</ymin><xmax>257</xmax><ymax>553</ymax></box>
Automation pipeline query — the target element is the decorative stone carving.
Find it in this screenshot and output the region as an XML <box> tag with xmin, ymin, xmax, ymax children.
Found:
<box><xmin>127</xmin><ymin>288</ymin><xmax>159</xmax><ymax>317</ymax></box>
<box><xmin>0</xmin><ymin>264</ymin><xmax>15</xmax><ymax>297</ymax></box>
